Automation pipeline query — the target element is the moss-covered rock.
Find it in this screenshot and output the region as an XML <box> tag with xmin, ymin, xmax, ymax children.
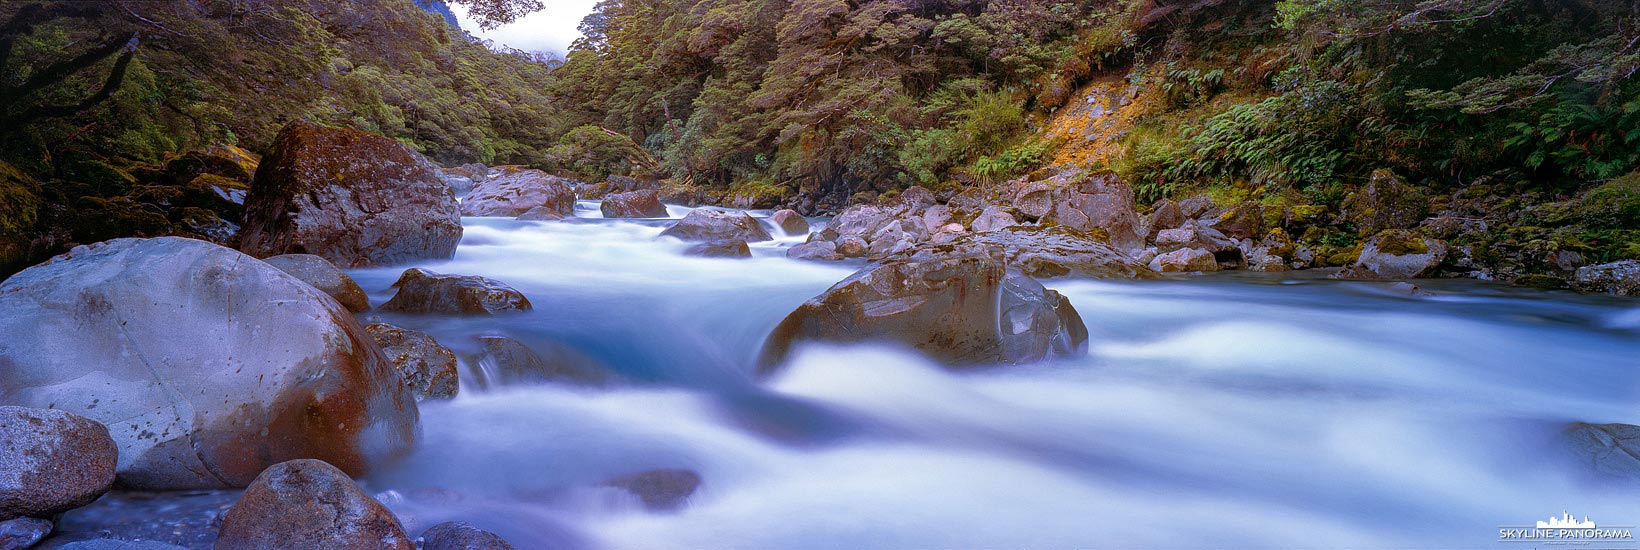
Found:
<box><xmin>1514</xmin><ymin>274</ymin><xmax>1568</xmax><ymax>290</ymax></box>
<box><xmin>1343</xmin><ymin>169</ymin><xmax>1428</xmax><ymax>237</ymax></box>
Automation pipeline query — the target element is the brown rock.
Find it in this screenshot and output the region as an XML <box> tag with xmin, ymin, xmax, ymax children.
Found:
<box><xmin>262</xmin><ymin>254</ymin><xmax>371</xmax><ymax>312</ymax></box>
<box><xmin>1042</xmin><ymin>173</ymin><xmax>1144</xmax><ymax>251</ymax></box>
<box><xmin>786</xmin><ymin>241</ymin><xmax>840</xmax><ymax>261</ymax></box>
<box><xmin>758</xmin><ymin>253</ymin><xmax>1087</xmax><ymax>374</ymax></box>
<box><xmin>421</xmin><ymin>522</ymin><xmax>516</xmax><ymax>550</ymax></box>
<box><xmin>932</xmin><ymin>226</ymin><xmax>1157</xmax><ymax>280</ymax></box>
<box><xmin>659</xmin><ymin>210</ymin><xmax>771</xmax><ymax>243</ymax></box>
<box><xmin>600</xmin><ymin>189</ymin><xmax>668</xmax><ymax>219</ymax></box>
<box><xmin>214</xmin><ymin>459</ymin><xmax>412</xmax><ymax>550</ymax></box>
<box><xmin>379</xmin><ymin>268</ymin><xmax>532</xmax><ymax>315</ymax></box>
<box><xmin>1145</xmin><ymin>200</ymin><xmax>1185</xmax><ymax>239</ymax></box>
<box><xmin>462</xmin><ymin>170</ymin><xmax>576</xmax><ymax>218</ymax></box>
<box><xmin>1148</xmin><ymin>248</ymin><xmax>1219</xmax><ymax>273</ymax></box>
<box><xmin>835</xmin><ymin>236</ymin><xmax>869</xmax><ymax>258</ymax></box>
<box><xmin>770</xmin><ymin>209</ymin><xmax>810</xmax><ymax>236</ymax></box>
<box><xmin>685</xmin><ymin>239</ymin><xmax>752</xmax><ymax>259</ymax></box>
<box><xmin>603</xmin><ymin>469</ymin><xmax>701</xmax><ymax>512</ymax></box>
<box><xmin>365</xmin><ymin>324</ymin><xmax>459</xmax><ymax>401</ymax></box>
<box><xmin>0</xmin><ymin>238</ymin><xmax>417</xmax><ymax>490</ymax></box>
<box><xmin>969</xmin><ymin>207</ymin><xmax>1018</xmax><ymax>233</ymax></box>
<box><xmin>0</xmin><ymin>407</ymin><xmax>116</xmax><ymax>519</ymax></box>
<box><xmin>238</xmin><ymin>122</ymin><xmax>462</xmax><ymax>268</ymax></box>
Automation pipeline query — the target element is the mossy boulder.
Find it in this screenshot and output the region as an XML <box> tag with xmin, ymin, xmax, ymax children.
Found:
<box><xmin>68</xmin><ymin>196</ymin><xmax>173</xmax><ymax>244</ymax></box>
<box><xmin>1336</xmin><ymin>230</ymin><xmax>1448</xmax><ymax>280</ymax></box>
<box><xmin>1342</xmin><ymin>169</ymin><xmax>1428</xmax><ymax>237</ymax></box>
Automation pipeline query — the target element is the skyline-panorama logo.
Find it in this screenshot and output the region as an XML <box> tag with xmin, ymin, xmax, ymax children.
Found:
<box><xmin>1500</xmin><ymin>512</ymin><xmax>1634</xmax><ymax>545</ymax></box>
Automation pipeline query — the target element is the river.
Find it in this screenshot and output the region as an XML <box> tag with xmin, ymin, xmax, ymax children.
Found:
<box><xmin>339</xmin><ymin>202</ymin><xmax>1640</xmax><ymax>549</ymax></box>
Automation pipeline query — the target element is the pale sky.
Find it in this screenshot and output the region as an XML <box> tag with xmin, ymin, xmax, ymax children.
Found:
<box><xmin>451</xmin><ymin>1</ymin><xmax>598</xmax><ymax>55</ymax></box>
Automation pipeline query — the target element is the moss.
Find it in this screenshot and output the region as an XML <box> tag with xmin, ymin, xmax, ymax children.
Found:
<box><xmin>0</xmin><ymin>161</ymin><xmax>41</xmax><ymax>271</ymax></box>
<box><xmin>1376</xmin><ymin>231</ymin><xmax>1430</xmax><ymax>256</ymax></box>
<box><xmin>69</xmin><ymin>196</ymin><xmax>173</xmax><ymax>243</ymax></box>
<box><xmin>1514</xmin><ymin>274</ymin><xmax>1567</xmax><ymax>290</ymax></box>
<box><xmin>64</xmin><ymin>159</ymin><xmax>138</xmax><ymax>197</ymax></box>
<box><xmin>1289</xmin><ymin>204</ymin><xmax>1327</xmax><ymax>222</ymax></box>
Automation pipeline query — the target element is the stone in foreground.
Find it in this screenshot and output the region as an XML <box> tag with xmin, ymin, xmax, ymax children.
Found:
<box><xmin>0</xmin><ymin>238</ymin><xmax>418</xmax><ymax>489</ymax></box>
<box><xmin>380</xmin><ymin>268</ymin><xmax>532</xmax><ymax>315</ymax></box>
<box><xmin>758</xmin><ymin>253</ymin><xmax>1087</xmax><ymax>375</ymax></box>
<box><xmin>214</xmin><ymin>459</ymin><xmax>412</xmax><ymax>550</ymax></box>
<box><xmin>238</xmin><ymin>122</ymin><xmax>462</xmax><ymax>268</ymax></box>
<box><xmin>365</xmin><ymin>323</ymin><xmax>460</xmax><ymax>401</ymax></box>
<box><xmin>420</xmin><ymin>522</ymin><xmax>517</xmax><ymax>550</ymax></box>
<box><xmin>262</xmin><ymin>253</ymin><xmax>371</xmax><ymax>312</ymax></box>
<box><xmin>0</xmin><ymin>407</ymin><xmax>117</xmax><ymax>520</ymax></box>
<box><xmin>659</xmin><ymin>210</ymin><xmax>772</xmax><ymax>243</ymax></box>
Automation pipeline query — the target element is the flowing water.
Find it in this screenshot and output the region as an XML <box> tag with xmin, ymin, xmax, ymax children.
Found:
<box><xmin>338</xmin><ymin>202</ymin><xmax>1640</xmax><ymax>549</ymax></box>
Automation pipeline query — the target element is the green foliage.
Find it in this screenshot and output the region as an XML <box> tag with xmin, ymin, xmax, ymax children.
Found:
<box><xmin>1503</xmin><ymin>92</ymin><xmax>1640</xmax><ymax>183</ymax></box>
<box><xmin>972</xmin><ymin>140</ymin><xmax>1054</xmax><ymax>185</ymax></box>
<box><xmin>548</xmin><ymin>125</ymin><xmax>646</xmax><ymax>181</ymax></box>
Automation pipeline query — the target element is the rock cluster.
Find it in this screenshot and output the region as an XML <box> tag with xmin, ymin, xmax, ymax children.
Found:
<box><xmin>462</xmin><ymin>169</ymin><xmax>578</xmax><ymax>220</ymax></box>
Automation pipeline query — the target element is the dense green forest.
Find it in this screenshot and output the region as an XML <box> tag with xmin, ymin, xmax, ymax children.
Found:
<box><xmin>1</xmin><ymin>0</ymin><xmax>1637</xmax><ymax>279</ymax></box>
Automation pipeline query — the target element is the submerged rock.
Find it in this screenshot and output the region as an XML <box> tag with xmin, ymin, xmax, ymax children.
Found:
<box><xmin>1335</xmin><ymin>230</ymin><xmax>1447</xmax><ymax>280</ymax></box>
<box><xmin>1572</xmin><ymin>260</ymin><xmax>1640</xmax><ymax>296</ymax></box>
<box><xmin>685</xmin><ymin>239</ymin><xmax>752</xmax><ymax>259</ymax></box>
<box><xmin>473</xmin><ymin>336</ymin><xmax>611</xmax><ymax>387</ymax></box>
<box><xmin>262</xmin><ymin>253</ymin><xmax>371</xmax><ymax>312</ymax></box>
<box><xmin>758</xmin><ymin>253</ymin><xmax>1086</xmax><ymax>374</ymax></box>
<box><xmin>600</xmin><ymin>189</ymin><xmax>668</xmax><ymax>219</ymax></box>
<box><xmin>58</xmin><ymin>540</ymin><xmax>189</xmax><ymax>550</ymax></box>
<box><xmin>238</xmin><ymin>122</ymin><xmax>462</xmax><ymax>268</ymax></box>
<box><xmin>380</xmin><ymin>268</ymin><xmax>532</xmax><ymax>315</ymax></box>
<box><xmin>0</xmin><ymin>237</ymin><xmax>418</xmax><ymax>489</ymax></box>
<box><xmin>659</xmin><ymin>210</ymin><xmax>772</xmax><ymax>243</ymax></box>
<box><xmin>420</xmin><ymin>522</ymin><xmax>516</xmax><ymax>550</ymax></box>
<box><xmin>365</xmin><ymin>324</ymin><xmax>460</xmax><ymax>401</ymax></box>
<box><xmin>1563</xmin><ymin>422</ymin><xmax>1640</xmax><ymax>480</ymax></box>
<box><xmin>602</xmin><ymin>469</ymin><xmax>701</xmax><ymax>512</ymax></box>
<box><xmin>462</xmin><ymin>170</ymin><xmax>576</xmax><ymax>219</ymax></box>
<box><xmin>0</xmin><ymin>407</ymin><xmax>117</xmax><ymax>520</ymax></box>
<box><xmin>215</xmin><ymin>459</ymin><xmax>413</xmax><ymax>550</ymax></box>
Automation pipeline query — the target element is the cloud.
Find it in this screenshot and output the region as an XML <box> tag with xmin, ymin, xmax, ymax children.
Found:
<box><xmin>450</xmin><ymin>1</ymin><xmax>598</xmax><ymax>55</ymax></box>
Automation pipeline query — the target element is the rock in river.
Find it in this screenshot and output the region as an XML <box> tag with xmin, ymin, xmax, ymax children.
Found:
<box><xmin>420</xmin><ymin>522</ymin><xmax>517</xmax><ymax>550</ymax></box>
<box><xmin>238</xmin><ymin>122</ymin><xmax>462</xmax><ymax>268</ymax></box>
<box><xmin>0</xmin><ymin>237</ymin><xmax>418</xmax><ymax>489</ymax></box>
<box><xmin>379</xmin><ymin>268</ymin><xmax>532</xmax><ymax>315</ymax></box>
<box><xmin>600</xmin><ymin>189</ymin><xmax>668</xmax><ymax>218</ymax></box>
<box><xmin>365</xmin><ymin>323</ymin><xmax>460</xmax><ymax>401</ymax></box>
<box><xmin>214</xmin><ymin>459</ymin><xmax>413</xmax><ymax>550</ymax></box>
<box><xmin>262</xmin><ymin>253</ymin><xmax>371</xmax><ymax>312</ymax></box>
<box><xmin>461</xmin><ymin>169</ymin><xmax>576</xmax><ymax>219</ymax></box>
<box><xmin>0</xmin><ymin>407</ymin><xmax>117</xmax><ymax>520</ymax></box>
<box><xmin>659</xmin><ymin>210</ymin><xmax>772</xmax><ymax>243</ymax></box>
<box><xmin>757</xmin><ymin>252</ymin><xmax>1087</xmax><ymax>375</ymax></box>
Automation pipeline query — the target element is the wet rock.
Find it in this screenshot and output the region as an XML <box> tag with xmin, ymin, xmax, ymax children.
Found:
<box><xmin>365</xmin><ymin>324</ymin><xmax>459</xmax><ymax>401</ymax></box>
<box><xmin>215</xmin><ymin>459</ymin><xmax>412</xmax><ymax>550</ymax></box>
<box><xmin>685</xmin><ymin>240</ymin><xmax>752</xmax><ymax>259</ymax></box>
<box><xmin>473</xmin><ymin>336</ymin><xmax>610</xmax><ymax>387</ymax></box>
<box><xmin>0</xmin><ymin>407</ymin><xmax>117</xmax><ymax>520</ymax></box>
<box><xmin>600</xmin><ymin>190</ymin><xmax>667</xmax><ymax>219</ymax></box>
<box><xmin>1209</xmin><ymin>203</ymin><xmax>1265</xmax><ymax>240</ymax></box>
<box><xmin>261</xmin><ymin>254</ymin><xmax>371</xmax><ymax>312</ymax></box>
<box><xmin>1335</xmin><ymin>230</ymin><xmax>1448</xmax><ymax>280</ymax></box>
<box><xmin>462</xmin><ymin>170</ymin><xmax>576</xmax><ymax>219</ymax></box>
<box><xmin>0</xmin><ymin>517</ymin><xmax>50</xmax><ymax>549</ymax></box>
<box><xmin>658</xmin><ymin>210</ymin><xmax>771</xmax><ymax>243</ymax></box>
<box><xmin>420</xmin><ymin>522</ymin><xmax>516</xmax><ymax>550</ymax></box>
<box><xmin>603</xmin><ymin>469</ymin><xmax>701</xmax><ymax>512</ymax></box>
<box><xmin>1388</xmin><ymin>282</ymin><xmax>1430</xmax><ymax>296</ymax></box>
<box><xmin>828</xmin><ymin>204</ymin><xmax>898</xmax><ymax>239</ymax></box>
<box><xmin>238</xmin><ymin>122</ymin><xmax>461</xmax><ymax>268</ymax></box>
<box><xmin>908</xmin><ymin>227</ymin><xmax>1155</xmax><ymax>280</ymax></box>
<box><xmin>969</xmin><ymin>207</ymin><xmax>1017</xmax><ymax>233</ymax></box>
<box><xmin>48</xmin><ymin>490</ymin><xmax>238</xmax><ymax>549</ymax></box>
<box><xmin>1148</xmin><ymin>248</ymin><xmax>1219</xmax><ymax>273</ymax></box>
<box><xmin>835</xmin><ymin>236</ymin><xmax>868</xmax><ymax>258</ymax></box>
<box><xmin>770</xmin><ymin>209</ymin><xmax>810</xmax><ymax>236</ymax></box>
<box><xmin>1343</xmin><ymin>169</ymin><xmax>1428</xmax><ymax>237</ymax></box>
<box><xmin>0</xmin><ymin>238</ymin><xmax>417</xmax><ymax>489</ymax></box>
<box><xmin>758</xmin><ymin>253</ymin><xmax>1087</xmax><ymax>374</ymax></box>
<box><xmin>1563</xmin><ymin>422</ymin><xmax>1640</xmax><ymax>480</ymax></box>
<box><xmin>1572</xmin><ymin>260</ymin><xmax>1640</xmax><ymax>296</ymax></box>
<box><xmin>1154</xmin><ymin>222</ymin><xmax>1238</xmax><ymax>254</ymax></box>
<box><xmin>379</xmin><ymin>268</ymin><xmax>532</xmax><ymax>315</ymax></box>
<box><xmin>786</xmin><ymin>241</ymin><xmax>840</xmax><ymax>261</ymax></box>
<box><xmin>57</xmin><ymin>540</ymin><xmax>187</xmax><ymax>550</ymax></box>
<box><xmin>516</xmin><ymin>206</ymin><xmax>567</xmax><ymax>221</ymax></box>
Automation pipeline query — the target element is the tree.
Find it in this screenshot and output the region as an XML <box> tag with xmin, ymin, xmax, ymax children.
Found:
<box><xmin>0</xmin><ymin>4</ymin><xmax>139</xmax><ymax>131</ymax></box>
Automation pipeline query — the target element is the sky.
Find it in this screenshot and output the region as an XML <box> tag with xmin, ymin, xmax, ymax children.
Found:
<box><xmin>450</xmin><ymin>1</ymin><xmax>598</xmax><ymax>55</ymax></box>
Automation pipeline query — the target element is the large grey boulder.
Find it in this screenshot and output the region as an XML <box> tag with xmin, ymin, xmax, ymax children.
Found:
<box><xmin>0</xmin><ymin>238</ymin><xmax>418</xmax><ymax>489</ymax></box>
<box><xmin>1336</xmin><ymin>230</ymin><xmax>1448</xmax><ymax>280</ymax></box>
<box><xmin>0</xmin><ymin>407</ymin><xmax>116</xmax><ymax>520</ymax></box>
<box><xmin>600</xmin><ymin>189</ymin><xmax>668</xmax><ymax>218</ymax></box>
<box><xmin>758</xmin><ymin>252</ymin><xmax>1087</xmax><ymax>375</ymax></box>
<box><xmin>214</xmin><ymin>459</ymin><xmax>412</xmax><ymax>550</ymax></box>
<box><xmin>261</xmin><ymin>254</ymin><xmax>370</xmax><ymax>312</ymax></box>
<box><xmin>238</xmin><ymin>122</ymin><xmax>462</xmax><ymax>268</ymax></box>
<box><xmin>659</xmin><ymin>210</ymin><xmax>772</xmax><ymax>243</ymax></box>
<box><xmin>1573</xmin><ymin>260</ymin><xmax>1640</xmax><ymax>296</ymax></box>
